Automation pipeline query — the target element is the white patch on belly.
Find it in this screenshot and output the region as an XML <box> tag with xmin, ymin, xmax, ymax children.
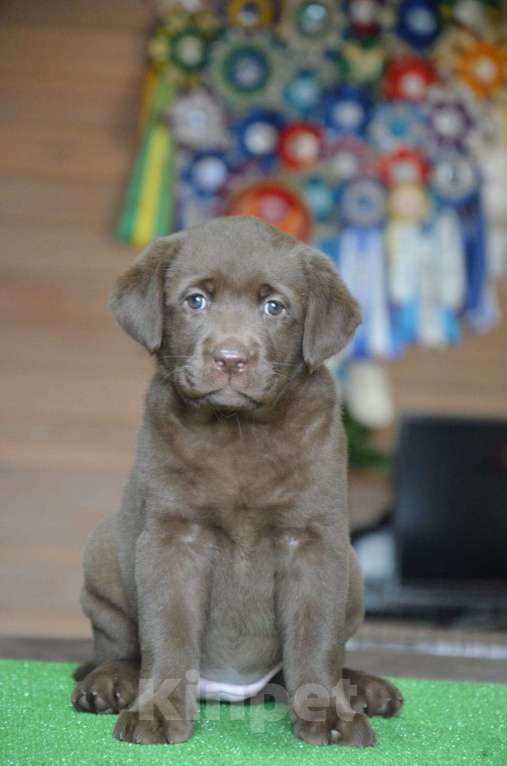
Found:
<box><xmin>198</xmin><ymin>662</ymin><xmax>283</xmax><ymax>702</ymax></box>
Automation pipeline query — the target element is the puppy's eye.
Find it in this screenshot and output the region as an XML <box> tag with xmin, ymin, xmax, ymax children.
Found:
<box><xmin>263</xmin><ymin>299</ymin><xmax>286</xmax><ymax>317</ymax></box>
<box><xmin>185</xmin><ymin>293</ymin><xmax>208</xmax><ymax>311</ymax></box>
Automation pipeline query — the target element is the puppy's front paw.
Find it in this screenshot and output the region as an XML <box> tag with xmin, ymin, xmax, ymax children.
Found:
<box><xmin>72</xmin><ymin>660</ymin><xmax>138</xmax><ymax>714</ymax></box>
<box><xmin>114</xmin><ymin>709</ymin><xmax>193</xmax><ymax>745</ymax></box>
<box><xmin>293</xmin><ymin>711</ymin><xmax>376</xmax><ymax>748</ymax></box>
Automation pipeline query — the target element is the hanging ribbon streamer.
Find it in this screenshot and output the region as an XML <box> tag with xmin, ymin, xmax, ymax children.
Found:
<box><xmin>387</xmin><ymin>206</ymin><xmax>465</xmax><ymax>350</ymax></box>
<box><xmin>386</xmin><ymin>183</ymin><xmax>430</xmax><ymax>349</ymax></box>
<box><xmin>460</xmin><ymin>194</ymin><xmax>498</xmax><ymax>331</ymax></box>
<box><xmin>337</xmin><ymin>178</ymin><xmax>393</xmax><ymax>358</ymax></box>
<box><xmin>117</xmin><ymin>73</ymin><xmax>176</xmax><ymax>247</ymax></box>
<box><xmin>415</xmin><ymin>210</ymin><xmax>464</xmax><ymax>346</ymax></box>
<box><xmin>117</xmin><ymin>6</ymin><xmax>220</xmax><ymax>246</ymax></box>
<box><xmin>431</xmin><ymin>208</ymin><xmax>466</xmax><ymax>343</ymax></box>
<box><xmin>432</xmin><ymin>151</ymin><xmax>497</xmax><ymax>332</ymax></box>
<box><xmin>478</xmin><ymin>105</ymin><xmax>507</xmax><ymax>277</ymax></box>
<box><xmin>339</xmin><ymin>228</ymin><xmax>392</xmax><ymax>359</ymax></box>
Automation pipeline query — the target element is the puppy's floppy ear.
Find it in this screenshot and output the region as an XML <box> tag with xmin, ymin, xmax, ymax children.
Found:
<box><xmin>109</xmin><ymin>234</ymin><xmax>183</xmax><ymax>352</ymax></box>
<box><xmin>302</xmin><ymin>248</ymin><xmax>361</xmax><ymax>372</ymax></box>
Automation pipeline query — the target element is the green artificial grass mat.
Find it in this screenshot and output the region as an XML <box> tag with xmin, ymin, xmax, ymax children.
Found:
<box><xmin>1</xmin><ymin>659</ymin><xmax>506</xmax><ymax>766</ymax></box>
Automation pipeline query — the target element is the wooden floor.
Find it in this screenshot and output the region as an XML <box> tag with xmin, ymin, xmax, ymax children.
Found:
<box><xmin>1</xmin><ymin>1</ymin><xmax>507</xmax><ymax>645</ymax></box>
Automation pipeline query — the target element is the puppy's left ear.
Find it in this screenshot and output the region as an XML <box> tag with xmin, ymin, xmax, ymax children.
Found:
<box><xmin>302</xmin><ymin>249</ymin><xmax>361</xmax><ymax>372</ymax></box>
<box><xmin>109</xmin><ymin>233</ymin><xmax>184</xmax><ymax>352</ymax></box>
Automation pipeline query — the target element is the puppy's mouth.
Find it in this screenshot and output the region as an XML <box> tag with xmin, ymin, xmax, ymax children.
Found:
<box><xmin>208</xmin><ymin>387</ymin><xmax>261</xmax><ymax>408</ymax></box>
<box><xmin>189</xmin><ymin>385</ymin><xmax>261</xmax><ymax>410</ymax></box>
<box><xmin>171</xmin><ymin>364</ymin><xmax>269</xmax><ymax>410</ymax></box>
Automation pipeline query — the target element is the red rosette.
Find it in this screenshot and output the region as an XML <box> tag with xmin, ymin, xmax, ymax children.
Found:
<box><xmin>348</xmin><ymin>0</ymin><xmax>382</xmax><ymax>39</ymax></box>
<box><xmin>378</xmin><ymin>146</ymin><xmax>430</xmax><ymax>187</ymax></box>
<box><xmin>385</xmin><ymin>55</ymin><xmax>438</xmax><ymax>102</ymax></box>
<box><xmin>278</xmin><ymin>122</ymin><xmax>324</xmax><ymax>170</ymax></box>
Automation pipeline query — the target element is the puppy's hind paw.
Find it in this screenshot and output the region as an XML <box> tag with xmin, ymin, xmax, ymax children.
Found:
<box><xmin>71</xmin><ymin>660</ymin><xmax>138</xmax><ymax>714</ymax></box>
<box><xmin>342</xmin><ymin>668</ymin><xmax>404</xmax><ymax>718</ymax></box>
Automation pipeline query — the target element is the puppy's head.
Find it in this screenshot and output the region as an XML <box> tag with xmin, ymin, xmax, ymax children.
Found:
<box><xmin>111</xmin><ymin>216</ymin><xmax>360</xmax><ymax>412</ymax></box>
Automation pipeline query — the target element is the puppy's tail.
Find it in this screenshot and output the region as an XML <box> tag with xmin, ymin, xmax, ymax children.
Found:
<box><xmin>72</xmin><ymin>660</ymin><xmax>96</xmax><ymax>681</ymax></box>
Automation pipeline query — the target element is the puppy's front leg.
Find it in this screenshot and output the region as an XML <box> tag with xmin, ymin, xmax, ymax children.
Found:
<box><xmin>114</xmin><ymin>518</ymin><xmax>212</xmax><ymax>745</ymax></box>
<box><xmin>276</xmin><ymin>535</ymin><xmax>375</xmax><ymax>747</ymax></box>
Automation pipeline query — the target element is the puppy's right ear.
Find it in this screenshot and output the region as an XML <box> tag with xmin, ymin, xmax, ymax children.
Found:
<box><xmin>109</xmin><ymin>234</ymin><xmax>183</xmax><ymax>352</ymax></box>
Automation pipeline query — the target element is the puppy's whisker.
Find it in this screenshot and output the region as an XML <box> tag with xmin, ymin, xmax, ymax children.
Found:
<box><xmin>235</xmin><ymin>415</ymin><xmax>244</xmax><ymax>444</ymax></box>
<box><xmin>160</xmin><ymin>355</ymin><xmax>193</xmax><ymax>362</ymax></box>
<box><xmin>182</xmin><ymin>366</ymin><xmax>196</xmax><ymax>388</ymax></box>
<box><xmin>162</xmin><ymin>366</ymin><xmax>188</xmax><ymax>385</ymax></box>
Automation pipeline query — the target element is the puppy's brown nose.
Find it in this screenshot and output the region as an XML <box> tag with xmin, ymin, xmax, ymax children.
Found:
<box><xmin>213</xmin><ymin>344</ymin><xmax>248</xmax><ymax>376</ymax></box>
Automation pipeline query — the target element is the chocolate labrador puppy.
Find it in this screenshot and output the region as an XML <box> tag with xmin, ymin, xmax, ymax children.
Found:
<box><xmin>72</xmin><ymin>216</ymin><xmax>403</xmax><ymax>745</ymax></box>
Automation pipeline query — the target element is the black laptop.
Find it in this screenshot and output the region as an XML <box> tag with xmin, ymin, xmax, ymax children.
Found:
<box><xmin>355</xmin><ymin>415</ymin><xmax>507</xmax><ymax>621</ymax></box>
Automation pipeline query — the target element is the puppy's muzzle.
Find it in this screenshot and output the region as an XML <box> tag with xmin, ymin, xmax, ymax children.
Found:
<box><xmin>213</xmin><ymin>338</ymin><xmax>252</xmax><ymax>376</ymax></box>
<box><xmin>209</xmin><ymin>338</ymin><xmax>259</xmax><ymax>382</ymax></box>
<box><xmin>213</xmin><ymin>346</ymin><xmax>247</xmax><ymax>376</ymax></box>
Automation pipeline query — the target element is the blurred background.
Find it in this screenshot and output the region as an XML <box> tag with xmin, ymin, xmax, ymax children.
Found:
<box><xmin>1</xmin><ymin>0</ymin><xmax>506</xmax><ymax>681</ymax></box>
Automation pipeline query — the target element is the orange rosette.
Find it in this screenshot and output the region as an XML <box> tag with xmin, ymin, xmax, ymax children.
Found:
<box><xmin>454</xmin><ymin>40</ymin><xmax>507</xmax><ymax>99</ymax></box>
<box><xmin>226</xmin><ymin>180</ymin><xmax>313</xmax><ymax>241</ymax></box>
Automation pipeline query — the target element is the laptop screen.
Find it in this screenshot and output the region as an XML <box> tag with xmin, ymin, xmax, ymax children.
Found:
<box><xmin>394</xmin><ymin>416</ymin><xmax>507</xmax><ymax>584</ymax></box>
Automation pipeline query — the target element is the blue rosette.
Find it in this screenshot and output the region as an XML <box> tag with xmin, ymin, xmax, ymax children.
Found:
<box><xmin>369</xmin><ymin>102</ymin><xmax>428</xmax><ymax>152</ymax></box>
<box><xmin>183</xmin><ymin>150</ymin><xmax>230</xmax><ymax>198</ymax></box>
<box><xmin>430</xmin><ymin>149</ymin><xmax>480</xmax><ymax>207</ymax></box>
<box><xmin>283</xmin><ymin>67</ymin><xmax>334</xmax><ymax>117</ymax></box>
<box><xmin>321</xmin><ymin>85</ymin><xmax>372</xmax><ymax>137</ymax></box>
<box><xmin>340</xmin><ymin>177</ymin><xmax>387</xmax><ymax>228</ymax></box>
<box><xmin>232</xmin><ymin>108</ymin><xmax>285</xmax><ymax>169</ymax></box>
<box><xmin>300</xmin><ymin>175</ymin><xmax>338</xmax><ymax>223</ymax></box>
<box><xmin>396</xmin><ymin>0</ymin><xmax>442</xmax><ymax>51</ymax></box>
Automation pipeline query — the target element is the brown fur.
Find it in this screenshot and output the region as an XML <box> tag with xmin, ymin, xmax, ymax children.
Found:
<box><xmin>72</xmin><ymin>216</ymin><xmax>403</xmax><ymax>746</ymax></box>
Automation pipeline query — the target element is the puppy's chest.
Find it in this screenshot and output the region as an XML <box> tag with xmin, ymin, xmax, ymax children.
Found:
<box><xmin>165</xmin><ymin>427</ymin><xmax>310</xmax><ymax>523</ymax></box>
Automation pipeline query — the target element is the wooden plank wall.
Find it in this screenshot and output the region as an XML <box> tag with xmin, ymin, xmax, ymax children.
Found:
<box><xmin>1</xmin><ymin>0</ymin><xmax>506</xmax><ymax>638</ymax></box>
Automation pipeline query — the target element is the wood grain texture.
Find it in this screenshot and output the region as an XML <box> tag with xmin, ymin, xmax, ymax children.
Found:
<box><xmin>0</xmin><ymin>0</ymin><xmax>506</xmax><ymax>640</ymax></box>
